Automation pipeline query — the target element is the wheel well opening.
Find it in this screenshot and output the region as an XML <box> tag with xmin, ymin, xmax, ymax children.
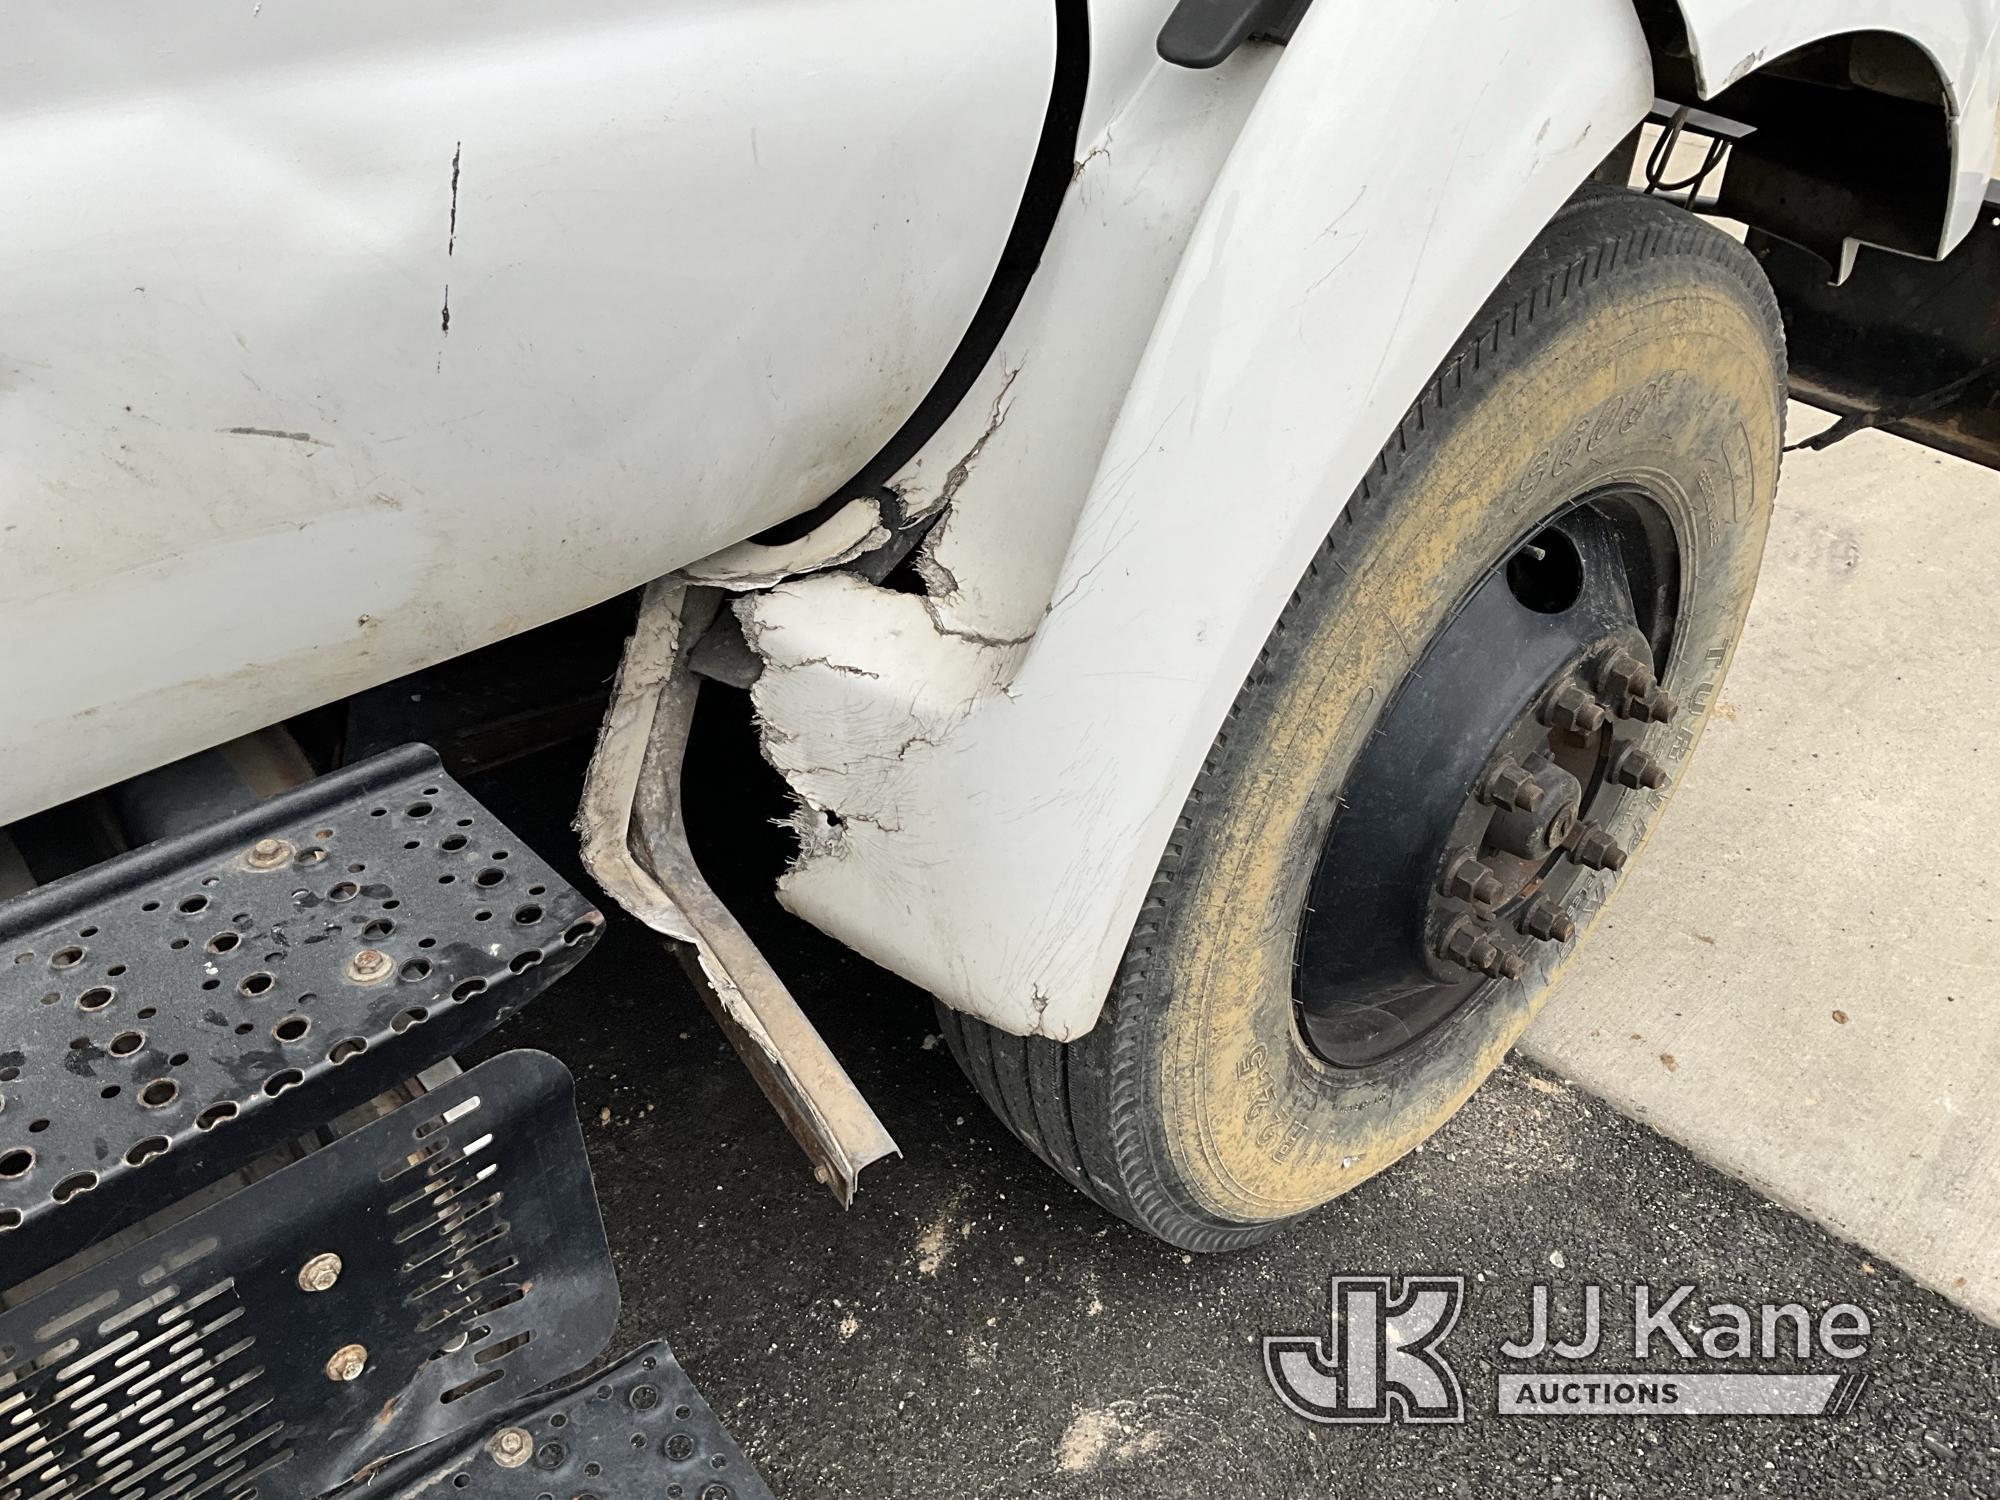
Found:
<box><xmin>1633</xmin><ymin>6</ymin><xmax>1955</xmax><ymax>272</ymax></box>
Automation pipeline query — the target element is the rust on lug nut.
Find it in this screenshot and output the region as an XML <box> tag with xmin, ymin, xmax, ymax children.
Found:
<box><xmin>1443</xmin><ymin>917</ymin><xmax>1525</xmax><ymax>979</ymax></box>
<box><xmin>1541</xmin><ymin>683</ymin><xmax>1609</xmax><ymax>736</ymax></box>
<box><xmin>1564</xmin><ymin>822</ymin><xmax>1628</xmax><ymax>871</ymax></box>
<box><xmin>1480</xmin><ymin>757</ymin><xmax>1547</xmax><ymax>813</ymax></box>
<box><xmin>1607</xmin><ymin>741</ymin><xmax>1670</xmax><ymax>790</ymax></box>
<box><xmin>1628</xmin><ymin>682</ymin><xmax>1680</xmax><ymax>723</ymax></box>
<box><xmin>1518</xmin><ymin>897</ymin><xmax>1578</xmax><ymax>943</ymax></box>
<box><xmin>1442</xmin><ymin>852</ymin><xmax>1504</xmax><ymax>905</ymax></box>
<box><xmin>1595</xmin><ymin>649</ymin><xmax>1655</xmax><ymax>702</ymax></box>
<box><xmin>1439</xmin><ymin>916</ymin><xmax>1497</xmax><ymax>974</ymax></box>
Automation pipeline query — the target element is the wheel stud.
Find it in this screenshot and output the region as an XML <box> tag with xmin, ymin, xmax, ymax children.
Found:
<box><xmin>1607</xmin><ymin>741</ymin><xmax>1670</xmax><ymax>790</ymax></box>
<box><xmin>1518</xmin><ymin>897</ymin><xmax>1577</xmax><ymax>943</ymax></box>
<box><xmin>1439</xmin><ymin>916</ymin><xmax>1522</xmax><ymax>979</ymax></box>
<box><xmin>1441</xmin><ymin>917</ymin><xmax>1490</xmax><ymax>972</ymax></box>
<box><xmin>1541</xmin><ymin>683</ymin><xmax>1609</xmax><ymax>736</ymax></box>
<box><xmin>1620</xmin><ymin>681</ymin><xmax>1679</xmax><ymax>723</ymax></box>
<box><xmin>1596</xmin><ymin>649</ymin><xmax>1655</xmax><ymax>701</ymax></box>
<box><xmin>1481</xmin><ymin>757</ymin><xmax>1547</xmax><ymax>813</ymax></box>
<box><xmin>1442</xmin><ymin>852</ymin><xmax>1505</xmax><ymax>905</ymax></box>
<box><xmin>1564</xmin><ymin>821</ymin><xmax>1628</xmax><ymax>871</ymax></box>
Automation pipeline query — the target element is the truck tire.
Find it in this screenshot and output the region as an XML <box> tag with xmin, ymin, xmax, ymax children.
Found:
<box><xmin>938</xmin><ymin>188</ymin><xmax>1785</xmax><ymax>1250</ymax></box>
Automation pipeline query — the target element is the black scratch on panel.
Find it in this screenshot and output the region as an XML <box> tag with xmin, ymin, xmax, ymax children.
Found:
<box><xmin>447</xmin><ymin>141</ymin><xmax>462</xmax><ymax>256</ymax></box>
<box><xmin>222</xmin><ymin>426</ymin><xmax>323</xmax><ymax>446</ymax></box>
<box><xmin>438</xmin><ymin>142</ymin><xmax>461</xmax><ymax>367</ymax></box>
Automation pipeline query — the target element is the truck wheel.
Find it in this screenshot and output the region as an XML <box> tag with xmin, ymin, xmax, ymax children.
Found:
<box><xmin>938</xmin><ymin>189</ymin><xmax>1785</xmax><ymax>1250</ymax></box>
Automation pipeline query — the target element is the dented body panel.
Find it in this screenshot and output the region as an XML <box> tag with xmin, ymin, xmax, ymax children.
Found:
<box><xmin>739</xmin><ymin>0</ymin><xmax>1662</xmax><ymax>1037</ymax></box>
<box><xmin>8</xmin><ymin>0</ymin><xmax>1998</xmax><ymax>1051</ymax></box>
<box><xmin>0</xmin><ymin>0</ymin><xmax>1050</xmax><ymax>825</ymax></box>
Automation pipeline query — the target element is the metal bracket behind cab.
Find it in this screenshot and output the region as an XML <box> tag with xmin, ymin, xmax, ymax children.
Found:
<box><xmin>576</xmin><ymin>580</ymin><xmax>897</xmax><ymax>1205</ymax></box>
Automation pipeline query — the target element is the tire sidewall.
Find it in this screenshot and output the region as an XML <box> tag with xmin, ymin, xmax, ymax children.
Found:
<box><xmin>1119</xmin><ymin>217</ymin><xmax>1783</xmax><ymax>1230</ymax></box>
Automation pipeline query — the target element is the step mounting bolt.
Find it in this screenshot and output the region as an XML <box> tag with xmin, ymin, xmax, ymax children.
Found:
<box><xmin>346</xmin><ymin>948</ymin><xmax>394</xmax><ymax>984</ymax></box>
<box><xmin>488</xmin><ymin>1428</ymin><xmax>535</xmax><ymax>1469</ymax></box>
<box><xmin>1607</xmin><ymin>741</ymin><xmax>1670</xmax><ymax>790</ymax></box>
<box><xmin>1542</xmin><ymin>683</ymin><xmax>1609</xmax><ymax>736</ymax></box>
<box><xmin>297</xmin><ymin>1252</ymin><xmax>343</xmax><ymax>1293</ymax></box>
<box><xmin>1442</xmin><ymin>852</ymin><xmax>1505</xmax><ymax>905</ymax></box>
<box><xmin>1564</xmin><ymin>821</ymin><xmax>1628</xmax><ymax>871</ymax></box>
<box><xmin>1518</xmin><ymin>897</ymin><xmax>1578</xmax><ymax>943</ymax></box>
<box><xmin>1481</xmin><ymin>757</ymin><xmax>1547</xmax><ymax>813</ymax></box>
<box><xmin>247</xmin><ymin>837</ymin><xmax>293</xmax><ymax>870</ymax></box>
<box><xmin>324</xmin><ymin>1343</ymin><xmax>368</xmax><ymax>1383</ymax></box>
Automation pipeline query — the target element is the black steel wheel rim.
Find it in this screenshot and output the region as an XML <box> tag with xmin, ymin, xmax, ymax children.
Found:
<box><xmin>1293</xmin><ymin>487</ymin><xmax>1684</xmax><ymax>1068</ymax></box>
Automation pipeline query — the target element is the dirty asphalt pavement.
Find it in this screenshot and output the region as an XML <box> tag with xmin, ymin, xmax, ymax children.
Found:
<box><xmin>467</xmin><ymin>709</ymin><xmax>2000</xmax><ymax>1500</ymax></box>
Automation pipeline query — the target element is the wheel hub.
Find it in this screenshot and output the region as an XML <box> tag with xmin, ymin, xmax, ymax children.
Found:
<box><xmin>1293</xmin><ymin>496</ymin><xmax>1682</xmax><ymax>1068</ymax></box>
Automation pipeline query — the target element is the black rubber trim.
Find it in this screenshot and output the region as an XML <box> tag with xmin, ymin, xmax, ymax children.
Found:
<box><xmin>1157</xmin><ymin>0</ymin><xmax>1312</xmax><ymax>69</ymax></box>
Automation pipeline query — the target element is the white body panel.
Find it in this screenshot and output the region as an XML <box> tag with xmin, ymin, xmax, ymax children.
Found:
<box><xmin>741</xmin><ymin>0</ymin><xmax>1662</xmax><ymax>1036</ymax></box>
<box><xmin>741</xmin><ymin>0</ymin><xmax>2000</xmax><ymax>1039</ymax></box>
<box><xmin>1675</xmin><ymin>0</ymin><xmax>2000</xmax><ymax>251</ymax></box>
<box><xmin>9</xmin><ymin>0</ymin><xmax>1998</xmax><ymax>1041</ymax></box>
<box><xmin>0</xmin><ymin>0</ymin><xmax>1049</xmax><ymax>824</ymax></box>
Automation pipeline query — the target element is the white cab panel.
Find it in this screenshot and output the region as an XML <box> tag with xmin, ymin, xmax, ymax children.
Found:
<box><xmin>0</xmin><ymin>0</ymin><xmax>1050</xmax><ymax>821</ymax></box>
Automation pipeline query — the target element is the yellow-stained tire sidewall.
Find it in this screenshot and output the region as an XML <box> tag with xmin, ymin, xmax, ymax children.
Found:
<box><xmin>1125</xmin><ymin>212</ymin><xmax>1783</xmax><ymax>1233</ymax></box>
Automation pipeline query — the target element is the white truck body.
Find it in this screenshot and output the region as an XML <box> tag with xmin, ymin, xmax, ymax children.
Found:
<box><xmin>5</xmin><ymin>0</ymin><xmax>1995</xmax><ymax>1038</ymax></box>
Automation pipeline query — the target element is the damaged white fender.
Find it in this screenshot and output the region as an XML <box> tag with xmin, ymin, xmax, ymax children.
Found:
<box><xmin>738</xmin><ymin>0</ymin><xmax>1661</xmax><ymax>1037</ymax></box>
<box><xmin>1672</xmin><ymin>0</ymin><xmax>2000</xmax><ymax>254</ymax></box>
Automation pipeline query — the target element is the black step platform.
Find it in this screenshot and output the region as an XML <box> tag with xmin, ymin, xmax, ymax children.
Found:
<box><xmin>0</xmin><ymin>1050</ymin><xmax>619</xmax><ymax>1500</ymax></box>
<box><xmin>0</xmin><ymin>745</ymin><xmax>604</xmax><ymax>1286</ymax></box>
<box><xmin>380</xmin><ymin>1340</ymin><xmax>776</xmax><ymax>1500</ymax></box>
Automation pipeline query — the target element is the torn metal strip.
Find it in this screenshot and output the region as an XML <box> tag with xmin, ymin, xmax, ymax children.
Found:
<box><xmin>576</xmin><ymin>578</ymin><xmax>898</xmax><ymax>1204</ymax></box>
<box><xmin>675</xmin><ymin>495</ymin><xmax>890</xmax><ymax>590</ymax></box>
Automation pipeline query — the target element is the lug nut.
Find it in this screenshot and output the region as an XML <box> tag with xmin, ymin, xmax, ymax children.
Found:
<box><xmin>488</xmin><ymin>1428</ymin><xmax>535</xmax><ymax>1469</ymax></box>
<box><xmin>1439</xmin><ymin>917</ymin><xmax>1524</xmax><ymax>979</ymax></box>
<box><xmin>1542</xmin><ymin>683</ymin><xmax>1609</xmax><ymax>736</ymax></box>
<box><xmin>1441</xmin><ymin>917</ymin><xmax>1497</xmax><ymax>973</ymax></box>
<box><xmin>1607</xmin><ymin>742</ymin><xmax>1670</xmax><ymax>790</ymax></box>
<box><xmin>324</xmin><ymin>1343</ymin><xmax>368</xmax><ymax>1382</ymax></box>
<box><xmin>1481</xmin><ymin>757</ymin><xmax>1547</xmax><ymax>813</ymax></box>
<box><xmin>1442</xmin><ymin>852</ymin><xmax>1505</xmax><ymax>906</ymax></box>
<box><xmin>1596</xmin><ymin>649</ymin><xmax>1656</xmax><ymax>701</ymax></box>
<box><xmin>1518</xmin><ymin>897</ymin><xmax>1578</xmax><ymax>943</ymax></box>
<box><xmin>297</xmin><ymin>1252</ymin><xmax>343</xmax><ymax>1292</ymax></box>
<box><xmin>345</xmin><ymin>948</ymin><xmax>394</xmax><ymax>984</ymax></box>
<box><xmin>1619</xmin><ymin>681</ymin><xmax>1679</xmax><ymax>723</ymax></box>
<box><xmin>1564</xmin><ymin>821</ymin><xmax>1628</xmax><ymax>871</ymax></box>
<box><xmin>247</xmin><ymin>837</ymin><xmax>293</xmax><ymax>870</ymax></box>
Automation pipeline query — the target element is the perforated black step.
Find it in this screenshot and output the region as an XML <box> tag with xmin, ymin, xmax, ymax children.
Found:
<box><xmin>380</xmin><ymin>1340</ymin><xmax>775</xmax><ymax>1500</ymax></box>
<box><xmin>0</xmin><ymin>745</ymin><xmax>604</xmax><ymax>1286</ymax></box>
<box><xmin>0</xmin><ymin>1050</ymin><xmax>618</xmax><ymax>1500</ymax></box>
